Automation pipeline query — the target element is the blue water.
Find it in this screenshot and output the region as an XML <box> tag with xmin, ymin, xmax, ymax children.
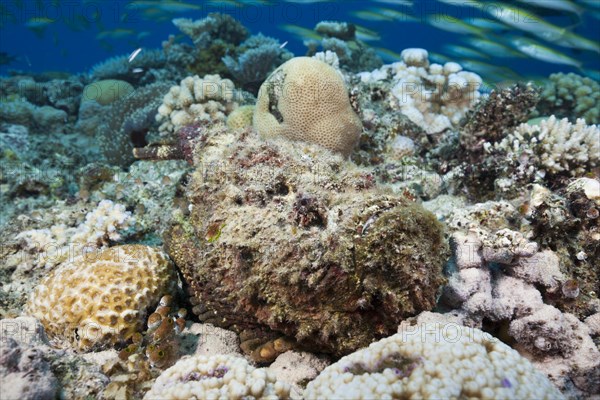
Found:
<box><xmin>1</xmin><ymin>0</ymin><xmax>599</xmax><ymax>82</ymax></box>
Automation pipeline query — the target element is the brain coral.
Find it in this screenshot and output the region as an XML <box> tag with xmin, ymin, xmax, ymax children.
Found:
<box><xmin>144</xmin><ymin>354</ymin><xmax>291</xmax><ymax>400</ymax></box>
<box><xmin>25</xmin><ymin>245</ymin><xmax>177</xmax><ymax>351</ymax></box>
<box><xmin>165</xmin><ymin>125</ymin><xmax>447</xmax><ymax>357</ymax></box>
<box><xmin>253</xmin><ymin>57</ymin><xmax>362</xmax><ymax>157</ymax></box>
<box><xmin>304</xmin><ymin>323</ymin><xmax>564</xmax><ymax>399</ymax></box>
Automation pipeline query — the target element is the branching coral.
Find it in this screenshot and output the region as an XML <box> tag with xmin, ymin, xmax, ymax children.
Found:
<box><xmin>493</xmin><ymin>116</ymin><xmax>600</xmax><ymax>178</ymax></box>
<box><xmin>536</xmin><ymin>72</ymin><xmax>600</xmax><ymax>124</ymax></box>
<box><xmin>155</xmin><ymin>75</ymin><xmax>241</xmax><ymax>137</ymax></box>
<box><xmin>358</xmin><ymin>48</ymin><xmax>482</xmax><ymax>135</ymax></box>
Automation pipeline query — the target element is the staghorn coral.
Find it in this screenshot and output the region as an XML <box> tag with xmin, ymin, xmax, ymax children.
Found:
<box><xmin>155</xmin><ymin>74</ymin><xmax>242</xmax><ymax>137</ymax></box>
<box><xmin>96</xmin><ymin>82</ymin><xmax>171</xmax><ymax>166</ymax></box>
<box><xmin>493</xmin><ymin>116</ymin><xmax>600</xmax><ymax>179</ymax></box>
<box><xmin>165</xmin><ymin>125</ymin><xmax>448</xmax><ymax>357</ymax></box>
<box><xmin>254</xmin><ymin>57</ymin><xmax>362</xmax><ymax>157</ymax></box>
<box><xmin>144</xmin><ymin>354</ymin><xmax>291</xmax><ymax>400</ymax></box>
<box><xmin>222</xmin><ymin>33</ymin><xmax>293</xmax><ymax>94</ymax></box>
<box><xmin>25</xmin><ymin>245</ymin><xmax>178</xmax><ymax>352</ymax></box>
<box><xmin>358</xmin><ymin>48</ymin><xmax>482</xmax><ymax>135</ymax></box>
<box><xmin>536</xmin><ymin>72</ymin><xmax>600</xmax><ymax>124</ymax></box>
<box><xmin>305</xmin><ymin>324</ymin><xmax>563</xmax><ymax>399</ymax></box>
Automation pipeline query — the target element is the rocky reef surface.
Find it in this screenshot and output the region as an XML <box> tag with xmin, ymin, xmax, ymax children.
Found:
<box><xmin>1</xmin><ymin>14</ymin><xmax>599</xmax><ymax>400</ymax></box>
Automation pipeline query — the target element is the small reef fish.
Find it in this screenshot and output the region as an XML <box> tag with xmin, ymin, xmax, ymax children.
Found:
<box><xmin>465</xmin><ymin>37</ymin><xmax>526</xmax><ymax>58</ymax></box>
<box><xmin>351</xmin><ymin>10</ymin><xmax>395</xmax><ymax>22</ymax></box>
<box><xmin>510</xmin><ymin>37</ymin><xmax>583</xmax><ymax>68</ymax></box>
<box><xmin>372</xmin><ymin>0</ymin><xmax>413</xmax><ymax>6</ymax></box>
<box><xmin>444</xmin><ymin>44</ymin><xmax>490</xmax><ymax>60</ymax></box>
<box><xmin>515</xmin><ymin>0</ymin><xmax>583</xmax><ymax>16</ymax></box>
<box><xmin>425</xmin><ymin>14</ymin><xmax>484</xmax><ymax>35</ymax></box>
<box><xmin>278</xmin><ymin>24</ymin><xmax>322</xmax><ymax>41</ymax></box>
<box><xmin>355</xmin><ymin>25</ymin><xmax>382</xmax><ymax>42</ymax></box>
<box><xmin>477</xmin><ymin>2</ymin><xmax>570</xmax><ymax>43</ymax></box>
<box><xmin>128</xmin><ymin>48</ymin><xmax>143</xmax><ymax>63</ymax></box>
<box><xmin>369</xmin><ymin>7</ymin><xmax>417</xmax><ymax>22</ymax></box>
<box><xmin>375</xmin><ymin>47</ymin><xmax>403</xmax><ymax>62</ymax></box>
<box><xmin>467</xmin><ymin>18</ymin><xmax>508</xmax><ymax>31</ymax></box>
<box><xmin>96</xmin><ymin>29</ymin><xmax>137</xmax><ymax>40</ymax></box>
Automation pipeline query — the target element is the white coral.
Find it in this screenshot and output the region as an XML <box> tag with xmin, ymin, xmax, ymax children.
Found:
<box><xmin>71</xmin><ymin>200</ymin><xmax>133</xmax><ymax>247</ymax></box>
<box><xmin>359</xmin><ymin>49</ymin><xmax>482</xmax><ymax>134</ymax></box>
<box><xmin>496</xmin><ymin>116</ymin><xmax>600</xmax><ymax>176</ymax></box>
<box><xmin>156</xmin><ymin>74</ymin><xmax>240</xmax><ymax>135</ymax></box>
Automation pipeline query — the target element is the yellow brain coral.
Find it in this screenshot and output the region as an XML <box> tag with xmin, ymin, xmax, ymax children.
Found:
<box><xmin>25</xmin><ymin>245</ymin><xmax>177</xmax><ymax>351</ymax></box>
<box><xmin>304</xmin><ymin>324</ymin><xmax>564</xmax><ymax>399</ymax></box>
<box><xmin>253</xmin><ymin>57</ymin><xmax>362</xmax><ymax>157</ymax></box>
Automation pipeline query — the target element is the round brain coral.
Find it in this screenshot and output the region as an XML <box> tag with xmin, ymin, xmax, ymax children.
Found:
<box><xmin>25</xmin><ymin>245</ymin><xmax>177</xmax><ymax>351</ymax></box>
<box><xmin>304</xmin><ymin>323</ymin><xmax>564</xmax><ymax>399</ymax></box>
<box><xmin>144</xmin><ymin>354</ymin><xmax>291</xmax><ymax>400</ymax></box>
<box><xmin>253</xmin><ymin>57</ymin><xmax>362</xmax><ymax>157</ymax></box>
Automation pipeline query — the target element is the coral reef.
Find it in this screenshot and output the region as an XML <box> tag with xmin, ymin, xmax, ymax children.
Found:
<box><xmin>222</xmin><ymin>33</ymin><xmax>293</xmax><ymax>94</ymax></box>
<box><xmin>357</xmin><ymin>48</ymin><xmax>482</xmax><ymax>135</ymax></box>
<box><xmin>155</xmin><ymin>74</ymin><xmax>242</xmax><ymax>137</ymax></box>
<box><xmin>81</xmin><ymin>79</ymin><xmax>134</xmax><ymax>106</ymax></box>
<box><xmin>493</xmin><ymin>116</ymin><xmax>600</xmax><ymax>179</ymax></box>
<box><xmin>254</xmin><ymin>57</ymin><xmax>362</xmax><ymax>157</ymax></box>
<box><xmin>144</xmin><ymin>354</ymin><xmax>291</xmax><ymax>399</ymax></box>
<box><xmin>536</xmin><ymin>72</ymin><xmax>600</xmax><ymax>124</ymax></box>
<box><xmin>25</xmin><ymin>245</ymin><xmax>178</xmax><ymax>351</ymax></box>
<box><xmin>173</xmin><ymin>13</ymin><xmax>249</xmax><ymax>78</ymax></box>
<box><xmin>16</xmin><ymin>199</ymin><xmax>134</xmax><ymax>269</ymax></box>
<box><xmin>0</xmin><ymin>96</ymin><xmax>67</xmax><ymax>134</ymax></box>
<box><xmin>165</xmin><ymin>125</ymin><xmax>448</xmax><ymax>357</ymax></box>
<box><xmin>305</xmin><ymin>324</ymin><xmax>563</xmax><ymax>399</ymax></box>
<box><xmin>96</xmin><ymin>82</ymin><xmax>171</xmax><ymax>166</ymax></box>
<box><xmin>0</xmin><ymin>337</ymin><xmax>58</xmax><ymax>400</ymax></box>
<box><xmin>306</xmin><ymin>20</ymin><xmax>382</xmax><ymax>72</ymax></box>
<box><xmin>460</xmin><ymin>83</ymin><xmax>539</xmax><ymax>157</ymax></box>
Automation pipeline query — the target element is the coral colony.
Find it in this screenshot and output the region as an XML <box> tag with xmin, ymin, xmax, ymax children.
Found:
<box><xmin>1</xmin><ymin>9</ymin><xmax>599</xmax><ymax>400</ymax></box>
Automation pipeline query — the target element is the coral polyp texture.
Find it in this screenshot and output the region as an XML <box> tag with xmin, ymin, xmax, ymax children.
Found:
<box><xmin>253</xmin><ymin>57</ymin><xmax>363</xmax><ymax>157</ymax></box>
<box><xmin>165</xmin><ymin>125</ymin><xmax>448</xmax><ymax>357</ymax></box>
<box><xmin>156</xmin><ymin>74</ymin><xmax>242</xmax><ymax>136</ymax></box>
<box><xmin>25</xmin><ymin>245</ymin><xmax>177</xmax><ymax>351</ymax></box>
<box><xmin>144</xmin><ymin>354</ymin><xmax>291</xmax><ymax>400</ymax></box>
<box><xmin>304</xmin><ymin>324</ymin><xmax>564</xmax><ymax>399</ymax></box>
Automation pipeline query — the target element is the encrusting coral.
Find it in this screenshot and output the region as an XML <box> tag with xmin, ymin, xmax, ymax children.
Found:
<box><xmin>25</xmin><ymin>245</ymin><xmax>178</xmax><ymax>352</ymax></box>
<box><xmin>253</xmin><ymin>57</ymin><xmax>363</xmax><ymax>157</ymax></box>
<box><xmin>304</xmin><ymin>324</ymin><xmax>564</xmax><ymax>399</ymax></box>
